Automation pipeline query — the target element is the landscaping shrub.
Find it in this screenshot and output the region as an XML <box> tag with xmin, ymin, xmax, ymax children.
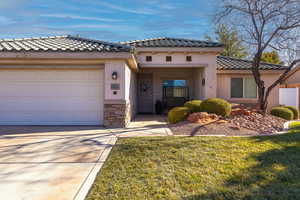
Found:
<box><xmin>168</xmin><ymin>107</ymin><xmax>190</xmax><ymax>124</ymax></box>
<box><xmin>155</xmin><ymin>100</ymin><xmax>164</xmax><ymax>114</ymax></box>
<box><xmin>270</xmin><ymin>107</ymin><xmax>294</xmax><ymax>120</ymax></box>
<box><xmin>184</xmin><ymin>100</ymin><xmax>202</xmax><ymax>113</ymax></box>
<box><xmin>199</xmin><ymin>98</ymin><xmax>231</xmax><ymax>117</ymax></box>
<box><xmin>283</xmin><ymin>106</ymin><xmax>299</xmax><ymax>119</ymax></box>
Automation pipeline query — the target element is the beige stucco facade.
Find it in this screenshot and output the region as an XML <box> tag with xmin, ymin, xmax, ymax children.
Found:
<box><xmin>217</xmin><ymin>70</ymin><xmax>284</xmax><ymax>109</ymax></box>
<box><xmin>0</xmin><ymin>44</ymin><xmax>286</xmax><ymax>126</ymax></box>
<box><xmin>136</xmin><ymin>51</ymin><xmax>218</xmax><ymax>99</ymax></box>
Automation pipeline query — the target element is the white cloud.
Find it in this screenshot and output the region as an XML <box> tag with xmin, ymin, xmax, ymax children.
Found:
<box><xmin>61</xmin><ymin>24</ymin><xmax>134</xmax><ymax>30</ymax></box>
<box><xmin>41</xmin><ymin>14</ymin><xmax>122</xmax><ymax>22</ymax></box>
<box><xmin>95</xmin><ymin>1</ymin><xmax>156</xmax><ymax>15</ymax></box>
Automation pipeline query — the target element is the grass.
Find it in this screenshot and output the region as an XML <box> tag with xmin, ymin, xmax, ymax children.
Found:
<box><xmin>87</xmin><ymin>134</ymin><xmax>300</xmax><ymax>200</ymax></box>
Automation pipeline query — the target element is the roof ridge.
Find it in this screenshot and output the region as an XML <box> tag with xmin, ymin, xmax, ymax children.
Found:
<box><xmin>217</xmin><ymin>55</ymin><xmax>286</xmax><ymax>67</ymax></box>
<box><xmin>120</xmin><ymin>37</ymin><xmax>168</xmax><ymax>44</ymax></box>
<box><xmin>0</xmin><ymin>35</ymin><xmax>69</xmax><ymax>42</ymax></box>
<box><xmin>121</xmin><ymin>37</ymin><xmax>216</xmax><ymax>44</ymax></box>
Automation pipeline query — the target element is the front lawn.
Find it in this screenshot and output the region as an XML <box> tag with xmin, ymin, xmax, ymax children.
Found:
<box><xmin>87</xmin><ymin>134</ymin><xmax>300</xmax><ymax>200</ymax></box>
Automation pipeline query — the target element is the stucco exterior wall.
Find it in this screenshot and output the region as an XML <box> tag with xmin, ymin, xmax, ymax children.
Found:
<box><xmin>217</xmin><ymin>71</ymin><xmax>282</xmax><ymax>109</ymax></box>
<box><xmin>136</xmin><ymin>52</ymin><xmax>217</xmax><ymax>100</ymax></box>
<box><xmin>104</xmin><ymin>60</ymin><xmax>126</xmax><ymax>100</ymax></box>
<box><xmin>136</xmin><ymin>52</ymin><xmax>216</xmax><ymax>66</ymax></box>
<box><xmin>125</xmin><ymin>64</ymin><xmax>137</xmax><ymax>119</ymax></box>
<box><xmin>104</xmin><ymin>60</ymin><xmax>135</xmax><ymax>127</ymax></box>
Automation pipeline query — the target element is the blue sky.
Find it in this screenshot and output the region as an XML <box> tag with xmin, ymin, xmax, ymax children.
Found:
<box><xmin>0</xmin><ymin>0</ymin><xmax>220</xmax><ymax>42</ymax></box>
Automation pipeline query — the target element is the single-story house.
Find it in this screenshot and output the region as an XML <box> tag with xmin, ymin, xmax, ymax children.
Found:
<box><xmin>0</xmin><ymin>36</ymin><xmax>288</xmax><ymax>127</ymax></box>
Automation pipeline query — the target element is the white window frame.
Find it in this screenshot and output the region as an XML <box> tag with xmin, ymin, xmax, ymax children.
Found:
<box><xmin>230</xmin><ymin>77</ymin><xmax>257</xmax><ymax>99</ymax></box>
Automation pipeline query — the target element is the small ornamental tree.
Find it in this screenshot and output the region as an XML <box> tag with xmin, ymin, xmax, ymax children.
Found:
<box><xmin>215</xmin><ymin>0</ymin><xmax>300</xmax><ymax>112</ymax></box>
<box><xmin>261</xmin><ymin>51</ymin><xmax>284</xmax><ymax>65</ymax></box>
<box><xmin>206</xmin><ymin>24</ymin><xmax>248</xmax><ymax>58</ymax></box>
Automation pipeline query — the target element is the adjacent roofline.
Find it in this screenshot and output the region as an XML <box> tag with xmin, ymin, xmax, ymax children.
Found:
<box><xmin>281</xmin><ymin>62</ymin><xmax>300</xmax><ymax>82</ymax></box>
<box><xmin>217</xmin><ymin>55</ymin><xmax>288</xmax><ymax>70</ymax></box>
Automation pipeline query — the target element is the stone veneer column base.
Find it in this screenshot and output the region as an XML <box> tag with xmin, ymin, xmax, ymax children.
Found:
<box><xmin>104</xmin><ymin>102</ymin><xmax>131</xmax><ymax>128</ymax></box>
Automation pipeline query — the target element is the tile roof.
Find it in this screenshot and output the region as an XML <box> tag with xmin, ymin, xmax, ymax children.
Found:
<box><xmin>0</xmin><ymin>35</ymin><xmax>131</xmax><ymax>52</ymax></box>
<box><xmin>121</xmin><ymin>37</ymin><xmax>223</xmax><ymax>48</ymax></box>
<box><xmin>217</xmin><ymin>56</ymin><xmax>288</xmax><ymax>70</ymax></box>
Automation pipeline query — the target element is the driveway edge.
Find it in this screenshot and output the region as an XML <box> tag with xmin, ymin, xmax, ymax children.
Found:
<box><xmin>73</xmin><ymin>136</ymin><xmax>117</xmax><ymax>200</ymax></box>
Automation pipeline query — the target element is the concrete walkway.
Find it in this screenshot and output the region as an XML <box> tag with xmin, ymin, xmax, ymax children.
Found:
<box><xmin>111</xmin><ymin>115</ymin><xmax>173</xmax><ymax>137</ymax></box>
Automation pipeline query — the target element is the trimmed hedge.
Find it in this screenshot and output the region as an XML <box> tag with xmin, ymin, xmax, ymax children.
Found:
<box><xmin>199</xmin><ymin>98</ymin><xmax>231</xmax><ymax>117</ymax></box>
<box><xmin>184</xmin><ymin>100</ymin><xmax>202</xmax><ymax>113</ymax></box>
<box><xmin>168</xmin><ymin>107</ymin><xmax>190</xmax><ymax>124</ymax></box>
<box><xmin>270</xmin><ymin>107</ymin><xmax>294</xmax><ymax>120</ymax></box>
<box><xmin>283</xmin><ymin>106</ymin><xmax>299</xmax><ymax>119</ymax></box>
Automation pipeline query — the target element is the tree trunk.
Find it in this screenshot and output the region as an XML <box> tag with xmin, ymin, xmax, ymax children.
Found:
<box><xmin>257</xmin><ymin>84</ymin><xmax>268</xmax><ymax>113</ymax></box>
<box><xmin>252</xmin><ymin>51</ymin><xmax>269</xmax><ymax>113</ymax></box>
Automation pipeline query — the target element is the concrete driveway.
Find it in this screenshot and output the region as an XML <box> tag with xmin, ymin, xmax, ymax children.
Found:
<box><xmin>0</xmin><ymin>126</ymin><xmax>117</xmax><ymax>200</ymax></box>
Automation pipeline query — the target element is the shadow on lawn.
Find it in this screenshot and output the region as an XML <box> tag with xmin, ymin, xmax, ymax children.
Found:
<box><xmin>183</xmin><ymin>133</ymin><xmax>300</xmax><ymax>200</ymax></box>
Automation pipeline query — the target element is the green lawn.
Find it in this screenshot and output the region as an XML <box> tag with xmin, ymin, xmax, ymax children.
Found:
<box><xmin>87</xmin><ymin>134</ymin><xmax>300</xmax><ymax>200</ymax></box>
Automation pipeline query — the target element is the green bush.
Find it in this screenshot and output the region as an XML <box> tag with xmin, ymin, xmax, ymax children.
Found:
<box><xmin>168</xmin><ymin>107</ymin><xmax>190</xmax><ymax>124</ymax></box>
<box><xmin>199</xmin><ymin>98</ymin><xmax>231</xmax><ymax>117</ymax></box>
<box><xmin>270</xmin><ymin>107</ymin><xmax>294</xmax><ymax>120</ymax></box>
<box><xmin>283</xmin><ymin>106</ymin><xmax>299</xmax><ymax>119</ymax></box>
<box><xmin>184</xmin><ymin>100</ymin><xmax>202</xmax><ymax>113</ymax></box>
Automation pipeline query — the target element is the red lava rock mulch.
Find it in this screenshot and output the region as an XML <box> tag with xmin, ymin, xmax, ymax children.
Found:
<box><xmin>168</xmin><ymin>106</ymin><xmax>286</xmax><ymax>136</ymax></box>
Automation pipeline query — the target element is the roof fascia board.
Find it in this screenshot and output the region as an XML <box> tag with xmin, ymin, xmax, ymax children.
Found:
<box><xmin>0</xmin><ymin>52</ymin><xmax>132</xmax><ymax>59</ymax></box>
<box><xmin>217</xmin><ymin>69</ymin><xmax>285</xmax><ymax>74</ymax></box>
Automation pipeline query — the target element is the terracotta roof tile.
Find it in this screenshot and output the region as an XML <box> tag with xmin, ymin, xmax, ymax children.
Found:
<box><xmin>217</xmin><ymin>56</ymin><xmax>288</xmax><ymax>70</ymax></box>
<box><xmin>121</xmin><ymin>37</ymin><xmax>223</xmax><ymax>48</ymax></box>
<box><xmin>0</xmin><ymin>35</ymin><xmax>131</xmax><ymax>52</ymax></box>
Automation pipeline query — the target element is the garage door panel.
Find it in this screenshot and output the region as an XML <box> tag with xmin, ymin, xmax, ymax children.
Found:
<box><xmin>0</xmin><ymin>97</ymin><xmax>101</xmax><ymax>111</ymax></box>
<box><xmin>0</xmin><ymin>69</ymin><xmax>104</xmax><ymax>125</ymax></box>
<box><xmin>0</xmin><ymin>111</ymin><xmax>101</xmax><ymax>125</ymax></box>
<box><xmin>0</xmin><ymin>82</ymin><xmax>101</xmax><ymax>97</ymax></box>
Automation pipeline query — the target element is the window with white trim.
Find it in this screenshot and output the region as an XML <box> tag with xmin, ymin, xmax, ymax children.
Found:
<box><xmin>230</xmin><ymin>77</ymin><xmax>257</xmax><ymax>98</ymax></box>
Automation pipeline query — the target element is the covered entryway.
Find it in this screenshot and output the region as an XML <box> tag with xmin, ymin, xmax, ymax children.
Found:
<box><xmin>0</xmin><ymin>68</ymin><xmax>104</xmax><ymax>125</ymax></box>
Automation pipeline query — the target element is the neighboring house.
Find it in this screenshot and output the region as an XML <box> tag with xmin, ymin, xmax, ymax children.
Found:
<box><xmin>280</xmin><ymin>62</ymin><xmax>300</xmax><ymax>108</ymax></box>
<box><xmin>217</xmin><ymin>56</ymin><xmax>287</xmax><ymax>109</ymax></box>
<box><xmin>279</xmin><ymin>40</ymin><xmax>300</xmax><ymax>108</ymax></box>
<box><xmin>0</xmin><ymin>36</ymin><xmax>287</xmax><ymax>127</ymax></box>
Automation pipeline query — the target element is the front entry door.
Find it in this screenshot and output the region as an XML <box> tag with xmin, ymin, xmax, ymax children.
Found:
<box><xmin>138</xmin><ymin>73</ymin><xmax>153</xmax><ymax>113</ymax></box>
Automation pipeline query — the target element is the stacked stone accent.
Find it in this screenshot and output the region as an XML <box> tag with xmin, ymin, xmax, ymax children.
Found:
<box><xmin>104</xmin><ymin>103</ymin><xmax>131</xmax><ymax>128</ymax></box>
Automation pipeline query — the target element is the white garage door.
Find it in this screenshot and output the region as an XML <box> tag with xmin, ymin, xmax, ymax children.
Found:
<box><xmin>0</xmin><ymin>68</ymin><xmax>104</xmax><ymax>125</ymax></box>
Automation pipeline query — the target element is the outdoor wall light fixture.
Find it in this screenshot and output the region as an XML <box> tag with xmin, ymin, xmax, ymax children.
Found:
<box><xmin>202</xmin><ymin>78</ymin><xmax>205</xmax><ymax>86</ymax></box>
<box><xmin>112</xmin><ymin>72</ymin><xmax>118</xmax><ymax>80</ymax></box>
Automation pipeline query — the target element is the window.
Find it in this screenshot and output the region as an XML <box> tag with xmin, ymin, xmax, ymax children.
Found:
<box><xmin>186</xmin><ymin>56</ymin><xmax>192</xmax><ymax>62</ymax></box>
<box><xmin>166</xmin><ymin>56</ymin><xmax>172</xmax><ymax>62</ymax></box>
<box><xmin>146</xmin><ymin>56</ymin><xmax>152</xmax><ymax>62</ymax></box>
<box><xmin>163</xmin><ymin>80</ymin><xmax>187</xmax><ymax>87</ymax></box>
<box><xmin>231</xmin><ymin>77</ymin><xmax>257</xmax><ymax>98</ymax></box>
